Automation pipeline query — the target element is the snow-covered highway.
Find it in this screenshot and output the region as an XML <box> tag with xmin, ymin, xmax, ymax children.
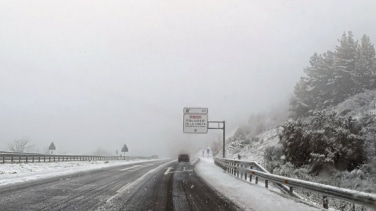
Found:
<box><xmin>0</xmin><ymin>158</ymin><xmax>323</xmax><ymax>210</ymax></box>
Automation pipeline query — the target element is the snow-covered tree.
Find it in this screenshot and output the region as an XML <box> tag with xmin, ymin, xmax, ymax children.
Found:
<box><xmin>290</xmin><ymin>32</ymin><xmax>376</xmax><ymax>118</ymax></box>
<box><xmin>210</xmin><ymin>140</ymin><xmax>221</xmax><ymax>156</ymax></box>
<box><xmin>355</xmin><ymin>34</ymin><xmax>376</xmax><ymax>90</ymax></box>
<box><xmin>333</xmin><ymin>31</ymin><xmax>358</xmax><ymax>103</ymax></box>
<box><xmin>280</xmin><ymin>111</ymin><xmax>366</xmax><ymax>171</ymax></box>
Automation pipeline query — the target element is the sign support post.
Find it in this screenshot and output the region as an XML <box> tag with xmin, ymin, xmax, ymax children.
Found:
<box><xmin>208</xmin><ymin>121</ymin><xmax>226</xmax><ymax>158</ymax></box>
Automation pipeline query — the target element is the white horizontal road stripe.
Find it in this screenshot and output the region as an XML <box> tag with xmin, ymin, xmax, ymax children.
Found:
<box><xmin>105</xmin><ymin>160</ymin><xmax>176</xmax><ymax>204</ymax></box>
<box><xmin>106</xmin><ymin>183</ymin><xmax>132</xmax><ymax>203</ymax></box>
<box><xmin>169</xmin><ymin>170</ymin><xmax>193</xmax><ymax>173</ymax></box>
<box><xmin>164</xmin><ymin>167</ymin><xmax>173</xmax><ymax>175</ymax></box>
<box><xmin>120</xmin><ymin>165</ymin><xmax>142</xmax><ymax>171</ymax></box>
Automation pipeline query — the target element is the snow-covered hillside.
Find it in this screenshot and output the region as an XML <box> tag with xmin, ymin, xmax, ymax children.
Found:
<box><xmin>223</xmin><ymin>90</ymin><xmax>376</xmax><ymax>194</ymax></box>
<box><xmin>220</xmin><ymin>90</ymin><xmax>376</xmax><ymax>210</ymax></box>
<box><xmin>226</xmin><ymin>128</ymin><xmax>280</xmax><ymax>164</ymax></box>
<box><xmin>328</xmin><ymin>90</ymin><xmax>376</xmax><ymax>119</ymax></box>
<box><xmin>327</xmin><ymin>90</ymin><xmax>376</xmax><ymax>159</ymax></box>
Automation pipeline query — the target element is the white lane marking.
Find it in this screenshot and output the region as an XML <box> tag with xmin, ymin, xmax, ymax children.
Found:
<box><xmin>106</xmin><ymin>160</ymin><xmax>176</xmax><ymax>203</ymax></box>
<box><xmin>106</xmin><ymin>183</ymin><xmax>132</xmax><ymax>203</ymax></box>
<box><xmin>169</xmin><ymin>170</ymin><xmax>193</xmax><ymax>173</ymax></box>
<box><xmin>164</xmin><ymin>167</ymin><xmax>173</xmax><ymax>175</ymax></box>
<box><xmin>120</xmin><ymin>165</ymin><xmax>142</xmax><ymax>171</ymax></box>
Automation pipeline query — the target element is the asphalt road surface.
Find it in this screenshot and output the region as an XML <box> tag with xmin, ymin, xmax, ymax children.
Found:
<box><xmin>0</xmin><ymin>159</ymin><xmax>239</xmax><ymax>211</ymax></box>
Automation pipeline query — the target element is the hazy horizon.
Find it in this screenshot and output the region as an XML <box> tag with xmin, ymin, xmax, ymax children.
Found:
<box><xmin>1</xmin><ymin>0</ymin><xmax>376</xmax><ymax>157</ymax></box>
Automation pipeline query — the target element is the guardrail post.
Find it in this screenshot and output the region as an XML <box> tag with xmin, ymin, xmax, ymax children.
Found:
<box><xmin>323</xmin><ymin>195</ymin><xmax>329</xmax><ymax>209</ymax></box>
<box><xmin>289</xmin><ymin>186</ymin><xmax>293</xmax><ymax>194</ymax></box>
<box><xmin>249</xmin><ymin>165</ymin><xmax>253</xmax><ymax>182</ymax></box>
<box><xmin>11</xmin><ymin>155</ymin><xmax>13</xmax><ymax>163</ymax></box>
<box><xmin>237</xmin><ymin>163</ymin><xmax>240</xmax><ymax>177</ymax></box>
<box><xmin>255</xmin><ymin>176</ymin><xmax>258</xmax><ymax>184</ymax></box>
<box><xmin>2</xmin><ymin>155</ymin><xmax>4</xmax><ymax>164</ymax></box>
<box><xmin>265</xmin><ymin>180</ymin><xmax>268</xmax><ymax>188</ymax></box>
<box><xmin>26</xmin><ymin>156</ymin><xmax>28</xmax><ymax>163</ymax></box>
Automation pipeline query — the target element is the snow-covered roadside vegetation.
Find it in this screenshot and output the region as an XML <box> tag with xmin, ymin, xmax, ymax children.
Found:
<box><xmin>222</xmin><ymin>97</ymin><xmax>376</xmax><ymax>210</ymax></box>
<box><xmin>216</xmin><ymin>32</ymin><xmax>376</xmax><ymax>210</ymax></box>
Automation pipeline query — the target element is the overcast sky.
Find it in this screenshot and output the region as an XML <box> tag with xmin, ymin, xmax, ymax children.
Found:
<box><xmin>1</xmin><ymin>0</ymin><xmax>376</xmax><ymax>156</ymax></box>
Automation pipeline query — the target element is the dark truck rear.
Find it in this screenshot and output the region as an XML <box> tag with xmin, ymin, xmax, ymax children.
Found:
<box><xmin>178</xmin><ymin>154</ymin><xmax>190</xmax><ymax>162</ymax></box>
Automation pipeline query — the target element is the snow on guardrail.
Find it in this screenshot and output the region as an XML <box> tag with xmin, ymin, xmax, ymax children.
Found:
<box><xmin>214</xmin><ymin>157</ymin><xmax>376</xmax><ymax>210</ymax></box>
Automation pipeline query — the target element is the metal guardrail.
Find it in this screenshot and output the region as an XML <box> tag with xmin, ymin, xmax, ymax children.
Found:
<box><xmin>214</xmin><ymin>157</ymin><xmax>376</xmax><ymax>210</ymax></box>
<box><xmin>0</xmin><ymin>152</ymin><xmax>153</xmax><ymax>164</ymax></box>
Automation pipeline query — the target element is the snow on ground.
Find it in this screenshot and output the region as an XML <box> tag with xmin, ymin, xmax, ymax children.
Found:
<box><xmin>195</xmin><ymin>157</ymin><xmax>324</xmax><ymax>211</ymax></box>
<box><xmin>328</xmin><ymin>89</ymin><xmax>376</xmax><ymax>118</ymax></box>
<box><xmin>0</xmin><ymin>159</ymin><xmax>158</xmax><ymax>187</ymax></box>
<box><xmin>227</xmin><ymin>128</ymin><xmax>280</xmax><ymax>165</ymax></box>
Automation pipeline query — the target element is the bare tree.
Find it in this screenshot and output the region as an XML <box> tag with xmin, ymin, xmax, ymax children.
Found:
<box><xmin>8</xmin><ymin>138</ymin><xmax>35</xmax><ymax>153</ymax></box>
<box><xmin>211</xmin><ymin>140</ymin><xmax>221</xmax><ymax>157</ymax></box>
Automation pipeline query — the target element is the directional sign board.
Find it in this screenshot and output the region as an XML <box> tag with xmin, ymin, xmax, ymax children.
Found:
<box><xmin>183</xmin><ymin>107</ymin><xmax>208</xmax><ymax>133</ymax></box>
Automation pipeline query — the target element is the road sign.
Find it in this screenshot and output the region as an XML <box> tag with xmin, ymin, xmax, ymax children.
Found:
<box><xmin>183</xmin><ymin>107</ymin><xmax>208</xmax><ymax>133</ymax></box>
<box><xmin>121</xmin><ymin>144</ymin><xmax>128</xmax><ymax>152</ymax></box>
<box><xmin>184</xmin><ymin>107</ymin><xmax>208</xmax><ymax>114</ymax></box>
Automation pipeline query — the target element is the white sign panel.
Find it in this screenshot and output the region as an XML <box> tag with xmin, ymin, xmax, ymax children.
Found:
<box><xmin>183</xmin><ymin>107</ymin><xmax>208</xmax><ymax>134</ymax></box>
<box><xmin>184</xmin><ymin>107</ymin><xmax>208</xmax><ymax>114</ymax></box>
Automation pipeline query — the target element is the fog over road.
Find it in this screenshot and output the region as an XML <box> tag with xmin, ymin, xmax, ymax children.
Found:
<box><xmin>0</xmin><ymin>159</ymin><xmax>239</xmax><ymax>211</ymax></box>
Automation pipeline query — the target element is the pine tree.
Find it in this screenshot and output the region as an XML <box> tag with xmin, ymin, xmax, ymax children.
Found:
<box><xmin>355</xmin><ymin>35</ymin><xmax>376</xmax><ymax>90</ymax></box>
<box><xmin>290</xmin><ymin>52</ymin><xmax>336</xmax><ymax>117</ymax></box>
<box><xmin>333</xmin><ymin>31</ymin><xmax>358</xmax><ymax>104</ymax></box>
<box><xmin>290</xmin><ymin>32</ymin><xmax>376</xmax><ymax>119</ymax></box>
<box><xmin>306</xmin><ymin>51</ymin><xmax>336</xmax><ymax>109</ymax></box>
<box><xmin>289</xmin><ymin>77</ymin><xmax>311</xmax><ymax>118</ymax></box>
